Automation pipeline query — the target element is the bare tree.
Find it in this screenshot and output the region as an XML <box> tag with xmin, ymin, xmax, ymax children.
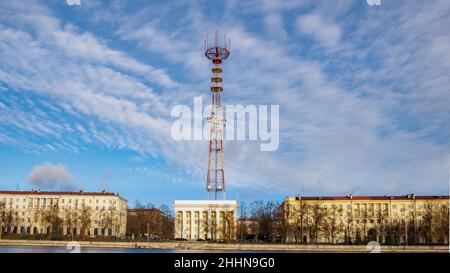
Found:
<box><xmin>202</xmin><ymin>207</ymin><xmax>219</xmax><ymax>241</ymax></box>
<box><xmin>296</xmin><ymin>201</ymin><xmax>311</xmax><ymax>243</ymax></box>
<box><xmin>237</xmin><ymin>201</ymin><xmax>248</xmax><ymax>242</ymax></box>
<box><xmin>375</xmin><ymin>208</ymin><xmax>388</xmax><ymax>244</ymax></box>
<box><xmin>100</xmin><ymin>206</ymin><xmax>118</xmax><ymax>237</ymax></box>
<box><xmin>41</xmin><ymin>206</ymin><xmax>63</xmax><ymax>239</ymax></box>
<box><xmin>63</xmin><ymin>207</ymin><xmax>78</xmax><ymax>238</ymax></box>
<box><xmin>323</xmin><ymin>205</ymin><xmax>342</xmax><ymax>244</ymax></box>
<box><xmin>0</xmin><ymin>200</ymin><xmax>5</xmax><ymax>239</ymax></box>
<box><xmin>250</xmin><ymin>201</ymin><xmax>280</xmax><ymax>242</ymax></box>
<box><xmin>158</xmin><ymin>204</ymin><xmax>174</xmax><ymax>240</ymax></box>
<box><xmin>433</xmin><ymin>203</ymin><xmax>449</xmax><ymax>245</ymax></box>
<box><xmin>79</xmin><ymin>204</ymin><xmax>92</xmax><ymax>238</ymax></box>
<box><xmin>220</xmin><ymin>210</ymin><xmax>236</xmax><ymax>242</ymax></box>
<box><xmin>422</xmin><ymin>201</ymin><xmax>434</xmax><ymax>244</ymax></box>
<box><xmin>309</xmin><ymin>204</ymin><xmax>326</xmax><ymax>244</ymax></box>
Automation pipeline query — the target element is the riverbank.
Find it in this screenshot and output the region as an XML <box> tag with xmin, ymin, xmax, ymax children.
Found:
<box><xmin>0</xmin><ymin>240</ymin><xmax>448</xmax><ymax>252</ymax></box>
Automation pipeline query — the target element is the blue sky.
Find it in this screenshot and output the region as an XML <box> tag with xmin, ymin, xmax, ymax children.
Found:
<box><xmin>0</xmin><ymin>0</ymin><xmax>449</xmax><ymax>207</ymax></box>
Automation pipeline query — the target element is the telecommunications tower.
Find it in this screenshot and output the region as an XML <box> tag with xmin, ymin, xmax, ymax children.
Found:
<box><xmin>204</xmin><ymin>31</ymin><xmax>230</xmax><ymax>200</ymax></box>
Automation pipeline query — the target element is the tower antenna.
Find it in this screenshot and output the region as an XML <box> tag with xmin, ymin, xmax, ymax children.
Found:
<box><xmin>204</xmin><ymin>31</ymin><xmax>230</xmax><ymax>200</ymax></box>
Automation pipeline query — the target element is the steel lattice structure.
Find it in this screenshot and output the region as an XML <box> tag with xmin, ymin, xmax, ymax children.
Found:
<box><xmin>204</xmin><ymin>32</ymin><xmax>230</xmax><ymax>200</ymax></box>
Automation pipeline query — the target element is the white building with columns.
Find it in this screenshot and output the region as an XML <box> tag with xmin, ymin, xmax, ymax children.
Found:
<box><xmin>173</xmin><ymin>200</ymin><xmax>238</xmax><ymax>241</ymax></box>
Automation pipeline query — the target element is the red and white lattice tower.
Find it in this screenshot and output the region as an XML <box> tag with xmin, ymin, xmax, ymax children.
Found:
<box><xmin>204</xmin><ymin>31</ymin><xmax>230</xmax><ymax>200</ymax></box>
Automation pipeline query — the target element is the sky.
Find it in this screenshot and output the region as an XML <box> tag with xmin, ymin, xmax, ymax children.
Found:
<box><xmin>0</xmin><ymin>0</ymin><xmax>449</xmax><ymax>207</ymax></box>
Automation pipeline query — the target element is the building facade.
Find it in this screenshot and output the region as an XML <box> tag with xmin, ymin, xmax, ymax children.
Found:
<box><xmin>173</xmin><ymin>200</ymin><xmax>238</xmax><ymax>241</ymax></box>
<box><xmin>283</xmin><ymin>194</ymin><xmax>449</xmax><ymax>245</ymax></box>
<box><xmin>0</xmin><ymin>190</ymin><xmax>127</xmax><ymax>238</ymax></box>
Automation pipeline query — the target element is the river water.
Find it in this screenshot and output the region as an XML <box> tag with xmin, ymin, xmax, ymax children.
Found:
<box><xmin>0</xmin><ymin>245</ymin><xmax>261</xmax><ymax>253</ymax></box>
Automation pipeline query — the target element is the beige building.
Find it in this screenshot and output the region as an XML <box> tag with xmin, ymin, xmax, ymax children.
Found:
<box><xmin>173</xmin><ymin>200</ymin><xmax>238</xmax><ymax>241</ymax></box>
<box><xmin>283</xmin><ymin>194</ymin><xmax>449</xmax><ymax>245</ymax></box>
<box><xmin>0</xmin><ymin>190</ymin><xmax>127</xmax><ymax>238</ymax></box>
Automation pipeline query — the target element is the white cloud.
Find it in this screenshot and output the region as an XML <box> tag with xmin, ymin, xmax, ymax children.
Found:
<box><xmin>0</xmin><ymin>1</ymin><xmax>179</xmax><ymax>89</ymax></box>
<box><xmin>28</xmin><ymin>162</ymin><xmax>74</xmax><ymax>190</ymax></box>
<box><xmin>295</xmin><ymin>13</ymin><xmax>342</xmax><ymax>48</ymax></box>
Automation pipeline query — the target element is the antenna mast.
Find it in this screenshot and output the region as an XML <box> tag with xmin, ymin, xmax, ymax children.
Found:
<box><xmin>204</xmin><ymin>31</ymin><xmax>230</xmax><ymax>200</ymax></box>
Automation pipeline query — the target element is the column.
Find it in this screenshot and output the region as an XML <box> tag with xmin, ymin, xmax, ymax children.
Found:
<box><xmin>199</xmin><ymin>209</ymin><xmax>204</xmax><ymax>239</ymax></box>
<box><xmin>216</xmin><ymin>209</ymin><xmax>220</xmax><ymax>240</ymax></box>
<box><xmin>191</xmin><ymin>210</ymin><xmax>195</xmax><ymax>240</ymax></box>
<box><xmin>208</xmin><ymin>209</ymin><xmax>212</xmax><ymax>240</ymax></box>
<box><xmin>181</xmin><ymin>210</ymin><xmax>186</xmax><ymax>239</ymax></box>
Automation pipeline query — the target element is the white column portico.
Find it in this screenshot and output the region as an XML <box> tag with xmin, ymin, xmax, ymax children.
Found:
<box><xmin>173</xmin><ymin>200</ymin><xmax>238</xmax><ymax>240</ymax></box>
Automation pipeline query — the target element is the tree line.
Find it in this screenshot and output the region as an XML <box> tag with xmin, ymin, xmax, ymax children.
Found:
<box><xmin>126</xmin><ymin>200</ymin><xmax>173</xmax><ymax>240</ymax></box>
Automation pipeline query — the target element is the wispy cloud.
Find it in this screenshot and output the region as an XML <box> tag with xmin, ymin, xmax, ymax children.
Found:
<box><xmin>295</xmin><ymin>13</ymin><xmax>342</xmax><ymax>48</ymax></box>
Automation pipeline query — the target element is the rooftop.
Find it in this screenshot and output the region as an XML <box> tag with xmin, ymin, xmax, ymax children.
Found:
<box><xmin>288</xmin><ymin>194</ymin><xmax>449</xmax><ymax>201</ymax></box>
<box><xmin>0</xmin><ymin>189</ymin><xmax>123</xmax><ymax>198</ymax></box>
<box><xmin>174</xmin><ymin>200</ymin><xmax>238</xmax><ymax>206</ymax></box>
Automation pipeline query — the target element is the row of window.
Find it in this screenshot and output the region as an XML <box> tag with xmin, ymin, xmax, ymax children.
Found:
<box><xmin>1</xmin><ymin>204</ymin><xmax>119</xmax><ymax>211</ymax></box>
<box><xmin>289</xmin><ymin>202</ymin><xmax>433</xmax><ymax>215</ymax></box>
<box><xmin>1</xmin><ymin>197</ymin><xmax>118</xmax><ymax>206</ymax></box>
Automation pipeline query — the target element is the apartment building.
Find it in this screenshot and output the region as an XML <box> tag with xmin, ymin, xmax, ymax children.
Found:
<box><xmin>0</xmin><ymin>190</ymin><xmax>127</xmax><ymax>238</ymax></box>
<box><xmin>283</xmin><ymin>194</ymin><xmax>449</xmax><ymax>244</ymax></box>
